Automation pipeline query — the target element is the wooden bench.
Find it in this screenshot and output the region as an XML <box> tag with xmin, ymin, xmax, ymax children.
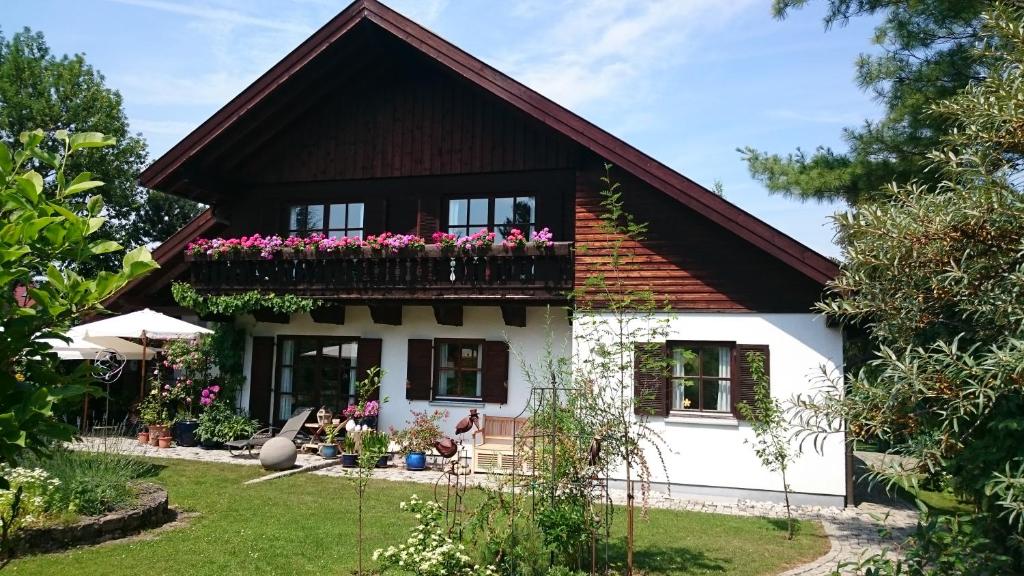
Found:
<box><xmin>472</xmin><ymin>416</ymin><xmax>529</xmax><ymax>474</ymax></box>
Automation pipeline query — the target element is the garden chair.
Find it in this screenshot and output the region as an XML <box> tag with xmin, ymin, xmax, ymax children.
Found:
<box><xmin>471</xmin><ymin>416</ymin><xmax>529</xmax><ymax>474</ymax></box>
<box><xmin>226</xmin><ymin>408</ymin><xmax>313</xmax><ymax>457</ymax></box>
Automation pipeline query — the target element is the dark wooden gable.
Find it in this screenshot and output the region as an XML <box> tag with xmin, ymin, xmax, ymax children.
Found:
<box><xmin>215</xmin><ymin>31</ymin><xmax>577</xmax><ymax>185</ymax></box>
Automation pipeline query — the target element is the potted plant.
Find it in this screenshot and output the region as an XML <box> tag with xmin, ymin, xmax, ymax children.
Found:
<box><xmin>158</xmin><ymin>434</ymin><xmax>173</xmax><ymax>449</ymax></box>
<box><xmin>139</xmin><ymin>389</ymin><xmax>170</xmax><ymax>447</ymax></box>
<box><xmin>361</xmin><ymin>430</ymin><xmax>390</xmax><ymax>468</ymax></box>
<box><xmin>195</xmin><ymin>401</ymin><xmax>258</xmax><ymax>449</ymax></box>
<box><xmin>137</xmin><ymin>430</ymin><xmax>150</xmax><ymax>444</ymax></box>
<box><xmin>341</xmin><ymin>435</ymin><xmax>358</xmax><ymax>468</ymax></box>
<box><xmin>393</xmin><ymin>410</ymin><xmax>446</xmax><ymax>471</ymax></box>
<box><xmin>320</xmin><ymin>423</ymin><xmax>341</xmax><ymax>459</ymax></box>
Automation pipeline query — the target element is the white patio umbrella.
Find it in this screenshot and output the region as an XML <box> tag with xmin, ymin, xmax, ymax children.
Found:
<box><xmin>40</xmin><ymin>327</ymin><xmax>159</xmax><ymax>428</ymax></box>
<box><xmin>39</xmin><ymin>326</ymin><xmax>156</xmax><ymax>361</ymax></box>
<box><xmin>76</xmin><ymin>309</ymin><xmax>213</xmax><ymax>400</ymax></box>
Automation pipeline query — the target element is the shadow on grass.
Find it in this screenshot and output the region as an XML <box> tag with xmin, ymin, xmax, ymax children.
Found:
<box><xmin>766</xmin><ymin>517</ymin><xmax>804</xmax><ymax>536</ymax></box>
<box><xmin>603</xmin><ymin>536</ymin><xmax>729</xmax><ymax>575</ymax></box>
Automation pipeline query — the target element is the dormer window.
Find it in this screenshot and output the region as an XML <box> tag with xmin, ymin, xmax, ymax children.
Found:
<box><xmin>447</xmin><ymin>195</ymin><xmax>535</xmax><ymax>240</ymax></box>
<box><xmin>288</xmin><ymin>202</ymin><xmax>364</xmax><ymax>238</ymax></box>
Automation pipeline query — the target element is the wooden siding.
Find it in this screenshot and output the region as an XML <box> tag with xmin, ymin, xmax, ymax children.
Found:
<box><xmin>225</xmin><ymin>41</ymin><xmax>577</xmax><ymax>184</ymax></box>
<box><xmin>574</xmin><ymin>161</ymin><xmax>826</xmax><ymax>312</ymax></box>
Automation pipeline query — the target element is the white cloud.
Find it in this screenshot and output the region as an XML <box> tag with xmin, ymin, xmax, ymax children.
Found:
<box><xmin>381</xmin><ymin>0</ymin><xmax>450</xmax><ymax>27</ymax></box>
<box><xmin>117</xmin><ymin>70</ymin><xmax>257</xmax><ymax>107</ymax></box>
<box><xmin>131</xmin><ymin>119</ymin><xmax>199</xmax><ymax>136</ymax></box>
<box><xmin>105</xmin><ymin>0</ymin><xmax>312</xmax><ymax>33</ymax></box>
<box><xmin>486</xmin><ymin>0</ymin><xmax>757</xmax><ymax>112</ymax></box>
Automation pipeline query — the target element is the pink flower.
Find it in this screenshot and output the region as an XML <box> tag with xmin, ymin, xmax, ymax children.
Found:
<box><xmin>210</xmin><ymin>385</ymin><xmax>220</xmax><ymax>393</ymax></box>
<box><xmin>201</xmin><ymin>389</ymin><xmax>210</xmax><ymax>398</ymax></box>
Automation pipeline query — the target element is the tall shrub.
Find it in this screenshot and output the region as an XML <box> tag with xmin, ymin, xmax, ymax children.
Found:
<box><xmin>792</xmin><ymin>4</ymin><xmax>1024</xmax><ymax>572</ymax></box>
<box><xmin>0</xmin><ymin>129</ymin><xmax>157</xmax><ymax>464</ymax></box>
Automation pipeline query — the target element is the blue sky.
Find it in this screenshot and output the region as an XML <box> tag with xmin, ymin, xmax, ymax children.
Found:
<box><xmin>3</xmin><ymin>1</ymin><xmax>882</xmax><ymax>258</ymax></box>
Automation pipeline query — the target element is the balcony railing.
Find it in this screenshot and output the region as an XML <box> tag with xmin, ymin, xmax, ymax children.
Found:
<box><xmin>184</xmin><ymin>243</ymin><xmax>573</xmax><ymax>301</ymax></box>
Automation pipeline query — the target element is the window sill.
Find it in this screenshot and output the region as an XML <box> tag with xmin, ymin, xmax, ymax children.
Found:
<box><xmin>665</xmin><ymin>413</ymin><xmax>739</xmax><ymax>427</ymax></box>
<box><xmin>429</xmin><ymin>398</ymin><xmax>485</xmax><ymax>408</ymax></box>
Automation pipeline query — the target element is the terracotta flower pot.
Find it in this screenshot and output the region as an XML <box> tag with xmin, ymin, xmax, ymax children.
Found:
<box><xmin>138</xmin><ymin>432</ymin><xmax>150</xmax><ymax>444</ymax></box>
<box><xmin>148</xmin><ymin>424</ymin><xmax>165</xmax><ymax>446</ymax></box>
<box><xmin>158</xmin><ymin>436</ymin><xmax>173</xmax><ymax>449</ymax></box>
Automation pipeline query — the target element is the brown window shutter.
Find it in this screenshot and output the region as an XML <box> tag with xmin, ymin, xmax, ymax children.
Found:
<box><xmin>406</xmin><ymin>339</ymin><xmax>433</xmax><ymax>401</ymax></box>
<box><xmin>248</xmin><ymin>337</ymin><xmax>274</xmax><ymax>426</ymax></box>
<box><xmin>357</xmin><ymin>338</ymin><xmax>383</xmax><ymax>401</ymax></box>
<box><xmin>734</xmin><ymin>344</ymin><xmax>770</xmax><ymax>419</ymax></box>
<box><xmin>417</xmin><ymin>197</ymin><xmax>440</xmax><ymax>238</ymax></box>
<box><xmin>481</xmin><ymin>341</ymin><xmax>510</xmax><ymax>404</ymax></box>
<box><xmin>634</xmin><ymin>342</ymin><xmax>668</xmax><ymax>417</ymax></box>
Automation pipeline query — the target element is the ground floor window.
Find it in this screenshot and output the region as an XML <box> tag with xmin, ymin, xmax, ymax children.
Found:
<box><xmin>277</xmin><ymin>336</ymin><xmax>358</xmax><ymax>422</ymax></box>
<box><xmin>670</xmin><ymin>342</ymin><xmax>732</xmax><ymax>413</ymax></box>
<box><xmin>435</xmin><ymin>339</ymin><xmax>483</xmax><ymax>400</ymax></box>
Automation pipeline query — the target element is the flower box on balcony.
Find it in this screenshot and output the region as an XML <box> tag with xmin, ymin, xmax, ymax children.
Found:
<box><xmin>183</xmin><ymin>241</ymin><xmax>573</xmax><ymax>301</ymax></box>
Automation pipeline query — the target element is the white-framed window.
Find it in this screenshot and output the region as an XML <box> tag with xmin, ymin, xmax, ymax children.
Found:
<box><xmin>446</xmin><ymin>195</ymin><xmax>535</xmax><ymax>241</ymax></box>
<box><xmin>670</xmin><ymin>343</ymin><xmax>732</xmax><ymax>413</ymax></box>
<box><xmin>288</xmin><ymin>202</ymin><xmax>364</xmax><ymax>238</ymax></box>
<box><xmin>435</xmin><ymin>339</ymin><xmax>483</xmax><ymax>400</ymax></box>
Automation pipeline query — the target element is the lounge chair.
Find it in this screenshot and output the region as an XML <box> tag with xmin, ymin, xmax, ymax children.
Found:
<box><xmin>226</xmin><ymin>408</ymin><xmax>313</xmax><ymax>457</ymax></box>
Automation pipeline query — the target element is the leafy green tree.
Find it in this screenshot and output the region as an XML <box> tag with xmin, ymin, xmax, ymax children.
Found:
<box><xmin>0</xmin><ymin>27</ymin><xmax>200</xmax><ymax>259</ymax></box>
<box><xmin>1</xmin><ymin>129</ymin><xmax>158</xmax><ymax>466</ymax></box>
<box><xmin>792</xmin><ymin>4</ymin><xmax>1024</xmax><ymax>571</ymax></box>
<box><xmin>741</xmin><ymin>0</ymin><xmax>988</xmax><ymax>205</ymax></box>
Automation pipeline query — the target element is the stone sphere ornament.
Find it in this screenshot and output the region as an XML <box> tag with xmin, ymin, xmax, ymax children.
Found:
<box><xmin>259</xmin><ymin>437</ymin><xmax>297</xmax><ymax>471</ymax></box>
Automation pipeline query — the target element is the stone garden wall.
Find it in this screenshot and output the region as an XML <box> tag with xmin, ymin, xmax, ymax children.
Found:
<box><xmin>11</xmin><ymin>483</ymin><xmax>170</xmax><ymax>556</ymax></box>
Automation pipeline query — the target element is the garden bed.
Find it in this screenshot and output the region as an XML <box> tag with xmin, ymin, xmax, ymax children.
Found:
<box><xmin>9</xmin><ymin>483</ymin><xmax>171</xmax><ymax>557</ymax></box>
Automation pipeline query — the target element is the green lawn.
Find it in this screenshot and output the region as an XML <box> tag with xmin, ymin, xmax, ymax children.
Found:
<box><xmin>6</xmin><ymin>459</ymin><xmax>828</xmax><ymax>576</ymax></box>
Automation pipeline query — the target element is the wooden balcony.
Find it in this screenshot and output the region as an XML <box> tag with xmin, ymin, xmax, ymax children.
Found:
<box><xmin>184</xmin><ymin>243</ymin><xmax>573</xmax><ymax>303</ymax></box>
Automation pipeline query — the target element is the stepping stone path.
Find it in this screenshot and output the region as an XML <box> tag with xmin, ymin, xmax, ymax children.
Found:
<box><xmin>74</xmin><ymin>437</ymin><xmax>916</xmax><ymax>575</ymax></box>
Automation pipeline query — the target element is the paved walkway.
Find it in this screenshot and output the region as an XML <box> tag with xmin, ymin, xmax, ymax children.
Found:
<box><xmin>74</xmin><ymin>437</ymin><xmax>916</xmax><ymax>575</ymax></box>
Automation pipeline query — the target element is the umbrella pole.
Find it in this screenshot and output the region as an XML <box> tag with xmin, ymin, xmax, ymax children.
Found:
<box><xmin>82</xmin><ymin>391</ymin><xmax>89</xmax><ymax>434</ymax></box>
<box><xmin>140</xmin><ymin>336</ymin><xmax>148</xmax><ymax>402</ymax></box>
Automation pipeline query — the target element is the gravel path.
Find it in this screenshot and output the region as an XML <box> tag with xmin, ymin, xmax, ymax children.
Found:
<box><xmin>74</xmin><ymin>437</ymin><xmax>916</xmax><ymax>575</ymax></box>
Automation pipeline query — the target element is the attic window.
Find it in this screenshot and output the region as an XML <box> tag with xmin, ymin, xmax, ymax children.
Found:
<box><xmin>446</xmin><ymin>196</ymin><xmax>535</xmax><ymax>241</ymax></box>
<box><xmin>288</xmin><ymin>202</ymin><xmax>364</xmax><ymax>238</ymax></box>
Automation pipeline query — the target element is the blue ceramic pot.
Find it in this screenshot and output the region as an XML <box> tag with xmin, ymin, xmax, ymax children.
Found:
<box><xmin>320</xmin><ymin>444</ymin><xmax>339</xmax><ymax>458</ymax></box>
<box><xmin>341</xmin><ymin>453</ymin><xmax>358</xmax><ymax>467</ymax></box>
<box><xmin>405</xmin><ymin>451</ymin><xmax>427</xmax><ymax>471</ymax></box>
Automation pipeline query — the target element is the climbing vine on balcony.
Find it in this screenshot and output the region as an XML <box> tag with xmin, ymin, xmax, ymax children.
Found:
<box><xmin>171</xmin><ymin>282</ymin><xmax>320</xmax><ymax>317</ymax></box>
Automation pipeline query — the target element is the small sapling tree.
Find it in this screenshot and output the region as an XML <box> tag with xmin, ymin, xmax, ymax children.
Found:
<box><xmin>736</xmin><ymin>350</ymin><xmax>797</xmax><ymax>539</ymax></box>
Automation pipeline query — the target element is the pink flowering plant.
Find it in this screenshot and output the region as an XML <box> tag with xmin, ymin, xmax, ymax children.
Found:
<box><xmin>317</xmin><ymin>235</ymin><xmax>365</xmax><ymax>256</ymax></box>
<box><xmin>342</xmin><ymin>399</ymin><xmax>381</xmax><ymax>419</ymax></box>
<box><xmin>162</xmin><ymin>337</ymin><xmax>223</xmax><ymax>420</ymax></box>
<box><xmin>431</xmin><ymin>231</ymin><xmax>459</xmax><ymax>253</ymax></box>
<box><xmin>365</xmin><ymin>232</ymin><xmax>426</xmax><ymax>255</ymax></box>
<box><xmin>187</xmin><ymin>228</ymin><xmax>554</xmax><ymax>259</ymax></box>
<box><xmin>455</xmin><ymin>229</ymin><xmax>496</xmax><ymax>254</ymax></box>
<box><xmin>531</xmin><ymin>227</ymin><xmax>554</xmax><ymax>249</ymax></box>
<box><xmin>501</xmin><ymin>228</ymin><xmax>528</xmax><ymax>250</ymax></box>
<box><xmin>390</xmin><ymin>409</ymin><xmax>447</xmax><ymax>454</ymax></box>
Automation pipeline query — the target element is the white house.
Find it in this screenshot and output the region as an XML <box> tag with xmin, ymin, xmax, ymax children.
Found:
<box><xmin>110</xmin><ymin>0</ymin><xmax>848</xmax><ymax>507</ymax></box>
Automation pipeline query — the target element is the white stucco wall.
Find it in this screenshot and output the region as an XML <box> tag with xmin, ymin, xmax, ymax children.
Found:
<box><xmin>578</xmin><ymin>312</ymin><xmax>846</xmax><ymax>500</ymax></box>
<box><xmin>239</xmin><ymin>305</ymin><xmax>571</xmax><ymax>434</ymax></box>
<box><xmin>237</xmin><ymin>307</ymin><xmax>844</xmax><ymax>502</ymax></box>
